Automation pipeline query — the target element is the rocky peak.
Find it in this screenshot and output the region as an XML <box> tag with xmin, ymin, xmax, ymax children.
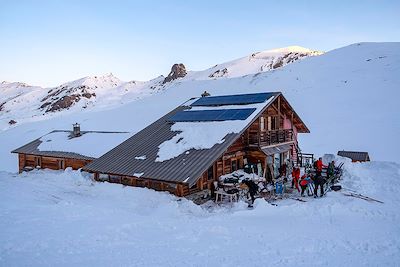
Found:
<box><xmin>163</xmin><ymin>63</ymin><xmax>187</xmax><ymax>84</ymax></box>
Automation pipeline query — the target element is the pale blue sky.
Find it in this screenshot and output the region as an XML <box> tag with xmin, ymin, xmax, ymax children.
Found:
<box><xmin>1</xmin><ymin>0</ymin><xmax>399</xmax><ymax>87</ymax></box>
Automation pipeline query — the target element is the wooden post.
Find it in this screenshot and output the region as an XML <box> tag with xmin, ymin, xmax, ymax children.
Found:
<box><xmin>176</xmin><ymin>184</ymin><xmax>183</xmax><ymax>197</ymax></box>
<box><xmin>277</xmin><ymin>96</ymin><xmax>281</xmax><ymax>130</ymax></box>
<box><xmin>18</xmin><ymin>153</ymin><xmax>26</xmax><ymax>173</ymax></box>
<box><xmin>291</xmin><ymin>112</ymin><xmax>294</xmax><ymax>130</ymax></box>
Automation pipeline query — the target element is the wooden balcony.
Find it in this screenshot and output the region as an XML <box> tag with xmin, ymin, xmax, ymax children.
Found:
<box><xmin>248</xmin><ymin>129</ymin><xmax>294</xmax><ymax>147</ymax></box>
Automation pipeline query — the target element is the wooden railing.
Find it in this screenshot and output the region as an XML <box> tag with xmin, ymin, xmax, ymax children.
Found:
<box><xmin>249</xmin><ymin>129</ymin><xmax>294</xmax><ymax>147</ymax></box>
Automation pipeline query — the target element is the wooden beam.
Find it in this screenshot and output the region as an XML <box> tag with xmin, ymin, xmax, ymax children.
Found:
<box><xmin>277</xmin><ymin>96</ymin><xmax>281</xmax><ymax>129</ymax></box>
<box><xmin>291</xmin><ymin>112</ymin><xmax>294</xmax><ymax>131</ymax></box>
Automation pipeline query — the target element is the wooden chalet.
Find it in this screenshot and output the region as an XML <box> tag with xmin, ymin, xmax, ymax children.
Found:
<box><xmin>11</xmin><ymin>125</ymin><xmax>130</xmax><ymax>172</ymax></box>
<box><xmin>82</xmin><ymin>92</ymin><xmax>310</xmax><ymax>197</ymax></box>
<box><xmin>337</xmin><ymin>150</ymin><xmax>370</xmax><ymax>162</ymax></box>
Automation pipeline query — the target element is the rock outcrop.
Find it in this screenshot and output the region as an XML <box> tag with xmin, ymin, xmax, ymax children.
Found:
<box><xmin>163</xmin><ymin>63</ymin><xmax>187</xmax><ymax>84</ymax></box>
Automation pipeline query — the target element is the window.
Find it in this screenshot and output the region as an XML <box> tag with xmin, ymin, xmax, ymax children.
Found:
<box><xmin>260</xmin><ymin>116</ymin><xmax>265</xmax><ymax>131</ymax></box>
<box><xmin>109</xmin><ymin>175</ymin><xmax>121</xmax><ymax>183</ymax></box>
<box><xmin>151</xmin><ymin>181</ymin><xmax>162</xmax><ymax>191</ymax></box>
<box><xmin>58</xmin><ymin>159</ymin><xmax>65</xmax><ymax>169</ymax></box>
<box><xmin>99</xmin><ymin>173</ymin><xmax>109</xmax><ymax>181</ymax></box>
<box><xmin>121</xmin><ymin>177</ymin><xmax>132</xmax><ymax>185</ymax></box>
<box><xmin>237</xmin><ymin>158</ymin><xmax>242</xmax><ymax>170</ymax></box>
<box><xmin>207</xmin><ymin>165</ymin><xmax>214</xmax><ymax>181</ymax></box>
<box><xmin>136</xmin><ymin>179</ymin><xmax>146</xmax><ymax>187</ymax></box>
<box><xmin>268</xmin><ymin>116</ymin><xmax>278</xmax><ymax>131</ymax></box>
<box><xmin>34</xmin><ymin>157</ymin><xmax>41</xmax><ymax>168</ymax></box>
<box><xmin>271</xmin><ymin>117</ymin><xmax>277</xmax><ymax>130</ymax></box>
<box><xmin>231</xmin><ymin>159</ymin><xmax>237</xmax><ymax>172</ymax></box>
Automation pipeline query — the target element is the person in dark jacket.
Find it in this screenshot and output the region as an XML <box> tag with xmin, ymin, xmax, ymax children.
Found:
<box><xmin>242</xmin><ymin>179</ymin><xmax>259</xmax><ymax>207</ymax></box>
<box><xmin>313</xmin><ymin>175</ymin><xmax>326</xmax><ymax>197</ymax></box>
<box><xmin>327</xmin><ymin>161</ymin><xmax>335</xmax><ymax>179</ymax></box>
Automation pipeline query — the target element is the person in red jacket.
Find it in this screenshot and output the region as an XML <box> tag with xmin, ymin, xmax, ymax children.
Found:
<box><xmin>291</xmin><ymin>168</ymin><xmax>296</xmax><ymax>188</ymax></box>
<box><xmin>299</xmin><ymin>173</ymin><xmax>310</xmax><ymax>197</ymax></box>
<box><xmin>315</xmin><ymin>157</ymin><xmax>327</xmax><ymax>177</ymax></box>
<box><xmin>292</xmin><ymin>166</ymin><xmax>301</xmax><ymax>192</ymax></box>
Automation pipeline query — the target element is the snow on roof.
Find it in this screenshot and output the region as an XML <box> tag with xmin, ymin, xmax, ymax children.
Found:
<box><xmin>155</xmin><ymin>95</ymin><xmax>275</xmax><ymax>162</ymax></box>
<box><xmin>38</xmin><ymin>131</ymin><xmax>132</xmax><ymax>158</ymax></box>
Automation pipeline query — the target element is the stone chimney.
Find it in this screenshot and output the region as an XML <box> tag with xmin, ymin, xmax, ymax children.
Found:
<box><xmin>73</xmin><ymin>123</ymin><xmax>81</xmax><ymax>137</ymax></box>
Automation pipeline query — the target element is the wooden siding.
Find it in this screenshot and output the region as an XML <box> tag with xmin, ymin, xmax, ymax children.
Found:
<box><xmin>94</xmin><ymin>173</ymin><xmax>187</xmax><ymax>197</ymax></box>
<box><xmin>18</xmin><ymin>153</ymin><xmax>92</xmax><ymax>172</ymax></box>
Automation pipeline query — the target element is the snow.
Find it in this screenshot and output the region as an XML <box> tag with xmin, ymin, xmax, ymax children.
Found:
<box><xmin>133</xmin><ymin>172</ymin><xmax>144</xmax><ymax>177</ymax></box>
<box><xmin>219</xmin><ymin>169</ymin><xmax>265</xmax><ymax>182</ymax></box>
<box><xmin>0</xmin><ymin>73</ymin><xmax>164</xmax><ymax>131</ymax></box>
<box><xmin>0</xmin><ymin>161</ymin><xmax>399</xmax><ymax>266</ymax></box>
<box><xmin>188</xmin><ymin>45</ymin><xmax>323</xmax><ymax>80</ymax></box>
<box><xmin>156</xmin><ymin>99</ymin><xmax>273</xmax><ymax>162</ymax></box>
<box><xmin>37</xmin><ymin>131</ymin><xmax>132</xmax><ymax>158</ymax></box>
<box><xmin>134</xmin><ymin>155</ymin><xmax>147</xmax><ymax>160</ymax></box>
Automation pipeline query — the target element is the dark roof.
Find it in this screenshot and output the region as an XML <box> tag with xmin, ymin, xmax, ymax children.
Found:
<box><xmin>168</xmin><ymin>108</ymin><xmax>257</xmax><ymax>122</ymax></box>
<box><xmin>191</xmin><ymin>92</ymin><xmax>276</xmax><ymax>106</ymax></box>
<box><xmin>11</xmin><ymin>130</ymin><xmax>128</xmax><ymax>160</ymax></box>
<box><xmin>337</xmin><ymin>150</ymin><xmax>370</xmax><ymax>161</ymax></box>
<box><xmin>83</xmin><ymin>93</ymin><xmax>284</xmax><ymax>186</ymax></box>
<box><xmin>82</xmin><ymin>106</ymin><xmax>245</xmax><ymax>186</ymax></box>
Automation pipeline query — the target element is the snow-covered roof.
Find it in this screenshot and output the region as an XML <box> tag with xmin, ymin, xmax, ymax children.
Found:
<box><xmin>12</xmin><ymin>130</ymin><xmax>131</xmax><ymax>160</ymax></box>
<box><xmin>83</xmin><ymin>92</ymin><xmax>282</xmax><ymax>186</ymax></box>
<box><xmin>156</xmin><ymin>100</ymin><xmax>273</xmax><ymax>162</ymax></box>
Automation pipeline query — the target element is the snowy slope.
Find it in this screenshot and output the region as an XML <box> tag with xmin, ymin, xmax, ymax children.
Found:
<box><xmin>188</xmin><ymin>46</ymin><xmax>323</xmax><ymax>80</ymax></box>
<box><xmin>0</xmin><ymin>43</ymin><xmax>399</xmax><ymax>172</ymax></box>
<box><xmin>0</xmin><ymin>74</ymin><xmax>165</xmax><ymax>130</ymax></box>
<box><xmin>0</xmin><ymin>160</ymin><xmax>399</xmax><ymax>266</ymax></box>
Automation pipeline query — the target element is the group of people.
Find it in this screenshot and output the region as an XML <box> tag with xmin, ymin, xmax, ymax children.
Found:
<box><xmin>216</xmin><ymin>157</ymin><xmax>337</xmax><ymax>207</ymax></box>
<box><xmin>291</xmin><ymin>157</ymin><xmax>337</xmax><ymax>198</ymax></box>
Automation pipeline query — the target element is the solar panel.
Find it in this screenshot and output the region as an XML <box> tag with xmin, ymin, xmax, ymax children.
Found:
<box><xmin>169</xmin><ymin>108</ymin><xmax>257</xmax><ymax>122</ymax></box>
<box><xmin>190</xmin><ymin>92</ymin><xmax>276</xmax><ymax>107</ymax></box>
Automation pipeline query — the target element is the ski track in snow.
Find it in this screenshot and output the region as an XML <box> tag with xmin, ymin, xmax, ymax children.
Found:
<box><xmin>0</xmin><ymin>160</ymin><xmax>400</xmax><ymax>266</ymax></box>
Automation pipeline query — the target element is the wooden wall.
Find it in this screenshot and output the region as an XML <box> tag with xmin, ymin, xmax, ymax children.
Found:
<box><xmin>95</xmin><ymin>173</ymin><xmax>187</xmax><ymax>197</ymax></box>
<box><xmin>19</xmin><ymin>153</ymin><xmax>92</xmax><ymax>172</ymax></box>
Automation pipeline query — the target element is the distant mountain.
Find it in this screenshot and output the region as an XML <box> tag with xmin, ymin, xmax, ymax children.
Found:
<box><xmin>0</xmin><ymin>73</ymin><xmax>165</xmax><ymax>129</ymax></box>
<box><xmin>0</xmin><ymin>46</ymin><xmax>321</xmax><ymax>129</ymax></box>
<box><xmin>189</xmin><ymin>46</ymin><xmax>323</xmax><ymax>80</ymax></box>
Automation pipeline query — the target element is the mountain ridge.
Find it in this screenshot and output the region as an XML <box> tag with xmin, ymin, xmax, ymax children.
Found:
<box><xmin>0</xmin><ymin>45</ymin><xmax>321</xmax><ymax>128</ymax></box>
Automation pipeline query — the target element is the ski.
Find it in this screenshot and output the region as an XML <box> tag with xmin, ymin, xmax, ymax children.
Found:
<box><xmin>266</xmin><ymin>201</ymin><xmax>278</xmax><ymax>206</ymax></box>
<box><xmin>342</xmin><ymin>192</ymin><xmax>384</xmax><ymax>204</ymax></box>
<box><xmin>289</xmin><ymin>197</ymin><xmax>307</xmax><ymax>202</ymax></box>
